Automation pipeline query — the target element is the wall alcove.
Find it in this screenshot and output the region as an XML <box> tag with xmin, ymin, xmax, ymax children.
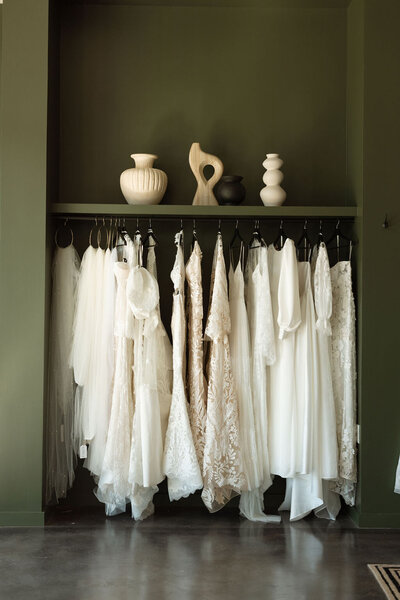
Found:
<box><xmin>0</xmin><ymin>0</ymin><xmax>399</xmax><ymax>527</ymax></box>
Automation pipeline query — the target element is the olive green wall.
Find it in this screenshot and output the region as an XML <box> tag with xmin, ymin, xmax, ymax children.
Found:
<box><xmin>0</xmin><ymin>0</ymin><xmax>49</xmax><ymax>525</ymax></box>
<box><xmin>355</xmin><ymin>0</ymin><xmax>400</xmax><ymax>527</ymax></box>
<box><xmin>58</xmin><ymin>4</ymin><xmax>347</xmax><ymax>206</ymax></box>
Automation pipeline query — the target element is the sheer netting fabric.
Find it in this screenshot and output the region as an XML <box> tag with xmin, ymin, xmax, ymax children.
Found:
<box><xmin>46</xmin><ymin>244</ymin><xmax>80</xmax><ymax>503</ymax></box>
<box><xmin>202</xmin><ymin>234</ymin><xmax>245</xmax><ymax>512</ymax></box>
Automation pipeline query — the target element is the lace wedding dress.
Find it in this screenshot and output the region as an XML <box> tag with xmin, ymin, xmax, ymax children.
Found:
<box><xmin>186</xmin><ymin>240</ymin><xmax>207</xmax><ymax>471</ymax></box>
<box><xmin>163</xmin><ymin>233</ymin><xmax>203</xmax><ymax>501</ymax></box>
<box><xmin>395</xmin><ymin>455</ymin><xmax>400</xmax><ymax>494</ymax></box>
<box><xmin>202</xmin><ymin>234</ymin><xmax>244</xmax><ymax>512</ymax></box>
<box><xmin>46</xmin><ymin>243</ymin><xmax>80</xmax><ymax>503</ymax></box>
<box><xmin>330</xmin><ymin>259</ymin><xmax>357</xmax><ymax>505</ymax></box>
<box><xmin>267</xmin><ymin>239</ymin><xmax>301</xmax><ymax>478</ymax></box>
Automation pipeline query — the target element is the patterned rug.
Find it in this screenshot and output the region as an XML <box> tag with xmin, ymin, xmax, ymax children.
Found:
<box><xmin>368</xmin><ymin>564</ymin><xmax>400</xmax><ymax>599</ymax></box>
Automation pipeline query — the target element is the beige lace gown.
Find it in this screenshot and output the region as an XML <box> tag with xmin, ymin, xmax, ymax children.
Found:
<box><xmin>186</xmin><ymin>241</ymin><xmax>207</xmax><ymax>471</ymax></box>
<box><xmin>201</xmin><ymin>234</ymin><xmax>245</xmax><ymax>512</ymax></box>
<box><xmin>330</xmin><ymin>259</ymin><xmax>357</xmax><ymax>505</ymax></box>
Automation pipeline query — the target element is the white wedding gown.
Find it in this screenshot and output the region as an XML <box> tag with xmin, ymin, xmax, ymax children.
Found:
<box><xmin>85</xmin><ymin>245</ymin><xmax>117</xmax><ymax>476</ymax></box>
<box><xmin>128</xmin><ymin>260</ymin><xmax>166</xmax><ymax>520</ymax></box>
<box><xmin>46</xmin><ymin>243</ymin><xmax>80</xmax><ymax>503</ymax></box>
<box><xmin>163</xmin><ymin>233</ymin><xmax>203</xmax><ymax>501</ymax></box>
<box><xmin>279</xmin><ymin>260</ymin><xmax>333</xmax><ymax>520</ymax></box>
<box><xmin>95</xmin><ymin>259</ymin><xmax>134</xmax><ymax>515</ymax></box>
<box><xmin>245</xmin><ymin>244</ymin><xmax>280</xmax><ymax>521</ymax></box>
<box><xmin>202</xmin><ymin>234</ymin><xmax>244</xmax><ymax>512</ymax></box>
<box><xmin>330</xmin><ymin>259</ymin><xmax>357</xmax><ymax>505</ymax></box>
<box><xmin>230</xmin><ymin>253</ymin><xmax>279</xmax><ymax>522</ymax></box>
<box><xmin>186</xmin><ymin>240</ymin><xmax>207</xmax><ymax>471</ymax></box>
<box><xmin>267</xmin><ymin>239</ymin><xmax>301</xmax><ymax>478</ymax></box>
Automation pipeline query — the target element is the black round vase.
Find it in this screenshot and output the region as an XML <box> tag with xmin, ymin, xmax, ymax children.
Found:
<box><xmin>215</xmin><ymin>175</ymin><xmax>246</xmax><ymax>206</ymax></box>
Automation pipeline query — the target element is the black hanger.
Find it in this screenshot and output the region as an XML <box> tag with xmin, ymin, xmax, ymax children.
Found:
<box><xmin>317</xmin><ymin>219</ymin><xmax>325</xmax><ymax>247</ymax></box>
<box><xmin>217</xmin><ymin>219</ymin><xmax>222</xmax><ymax>235</ymax></box>
<box><xmin>191</xmin><ymin>219</ymin><xmax>198</xmax><ymax>250</ymax></box>
<box><xmin>248</xmin><ymin>219</ymin><xmax>264</xmax><ymax>249</ymax></box>
<box><xmin>230</xmin><ymin>220</ymin><xmax>245</xmax><ymax>269</ymax></box>
<box><xmin>55</xmin><ymin>218</ymin><xmax>74</xmax><ymax>248</ymax></box>
<box><xmin>296</xmin><ymin>219</ymin><xmax>313</xmax><ymax>261</ymax></box>
<box><xmin>274</xmin><ymin>219</ymin><xmax>287</xmax><ymax>250</ymax></box>
<box><xmin>143</xmin><ymin>219</ymin><xmax>159</xmax><ymax>249</ymax></box>
<box><xmin>326</xmin><ymin>219</ymin><xmax>354</xmax><ymax>261</ymax></box>
<box><xmin>116</xmin><ymin>217</ymin><xmax>128</xmax><ymax>248</ymax></box>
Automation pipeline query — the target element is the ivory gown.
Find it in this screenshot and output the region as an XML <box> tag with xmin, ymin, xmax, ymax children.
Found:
<box><xmin>163</xmin><ymin>232</ymin><xmax>203</xmax><ymax>501</ymax></box>
<box><xmin>202</xmin><ymin>234</ymin><xmax>245</xmax><ymax>512</ymax></box>
<box><xmin>186</xmin><ymin>241</ymin><xmax>207</xmax><ymax>471</ymax></box>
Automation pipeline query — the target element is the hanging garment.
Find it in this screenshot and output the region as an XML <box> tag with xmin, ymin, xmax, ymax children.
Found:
<box><xmin>146</xmin><ymin>245</ymin><xmax>173</xmax><ymax>441</ymax></box>
<box><xmin>71</xmin><ymin>244</ymin><xmax>97</xmax><ymax>450</ymax></box>
<box><xmin>229</xmin><ymin>253</ymin><xmax>277</xmax><ymax>522</ymax></box>
<box><xmin>85</xmin><ymin>245</ymin><xmax>117</xmax><ymax>476</ymax></box>
<box><xmin>128</xmin><ymin>263</ymin><xmax>166</xmax><ymax>520</ymax></box>
<box><xmin>279</xmin><ymin>261</ymin><xmax>333</xmax><ymax>521</ymax></box>
<box><xmin>267</xmin><ymin>239</ymin><xmax>301</xmax><ymax>478</ymax></box>
<box><xmin>244</xmin><ymin>244</ymin><xmax>279</xmax><ymax>521</ymax></box>
<box><xmin>313</xmin><ymin>243</ymin><xmax>338</xmax><ymax>483</ymax></box>
<box><xmin>186</xmin><ymin>240</ymin><xmax>207</xmax><ymax>470</ymax></box>
<box><xmin>46</xmin><ymin>243</ymin><xmax>80</xmax><ymax>503</ymax></box>
<box><xmin>395</xmin><ymin>454</ymin><xmax>400</xmax><ymax>494</ymax></box>
<box><xmin>330</xmin><ymin>259</ymin><xmax>357</xmax><ymax>505</ymax></box>
<box><xmin>202</xmin><ymin>234</ymin><xmax>245</xmax><ymax>512</ymax></box>
<box><xmin>163</xmin><ymin>233</ymin><xmax>203</xmax><ymax>501</ymax></box>
<box><xmin>95</xmin><ymin>260</ymin><xmax>134</xmax><ymax>515</ymax></box>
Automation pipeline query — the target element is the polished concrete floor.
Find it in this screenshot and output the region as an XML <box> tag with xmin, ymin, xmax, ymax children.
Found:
<box><xmin>1</xmin><ymin>508</ymin><xmax>399</xmax><ymax>600</ymax></box>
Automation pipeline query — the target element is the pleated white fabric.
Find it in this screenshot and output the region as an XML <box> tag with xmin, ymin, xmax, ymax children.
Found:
<box><xmin>395</xmin><ymin>454</ymin><xmax>400</xmax><ymax>494</ymax></box>
<box><xmin>46</xmin><ymin>244</ymin><xmax>80</xmax><ymax>503</ymax></box>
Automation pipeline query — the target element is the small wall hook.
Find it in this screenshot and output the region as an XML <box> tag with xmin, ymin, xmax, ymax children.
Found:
<box><xmin>382</xmin><ymin>214</ymin><xmax>389</xmax><ymax>229</ymax></box>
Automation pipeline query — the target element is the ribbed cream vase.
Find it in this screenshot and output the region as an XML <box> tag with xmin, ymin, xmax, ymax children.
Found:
<box><xmin>120</xmin><ymin>153</ymin><xmax>168</xmax><ymax>205</ymax></box>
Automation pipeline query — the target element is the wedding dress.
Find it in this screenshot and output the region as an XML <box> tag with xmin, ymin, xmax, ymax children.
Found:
<box><xmin>163</xmin><ymin>232</ymin><xmax>203</xmax><ymax>501</ymax></box>
<box><xmin>95</xmin><ymin>259</ymin><xmax>134</xmax><ymax>515</ymax></box>
<box><xmin>395</xmin><ymin>454</ymin><xmax>400</xmax><ymax>494</ymax></box>
<box><xmin>186</xmin><ymin>240</ymin><xmax>207</xmax><ymax>470</ymax></box>
<box><xmin>279</xmin><ymin>260</ymin><xmax>328</xmax><ymax>520</ymax></box>
<box><xmin>244</xmin><ymin>244</ymin><xmax>280</xmax><ymax>521</ymax></box>
<box><xmin>267</xmin><ymin>239</ymin><xmax>301</xmax><ymax>478</ymax></box>
<box><xmin>85</xmin><ymin>245</ymin><xmax>117</xmax><ymax>476</ymax></box>
<box><xmin>230</xmin><ymin>252</ymin><xmax>278</xmax><ymax>522</ymax></box>
<box><xmin>202</xmin><ymin>234</ymin><xmax>244</xmax><ymax>512</ymax></box>
<box><xmin>146</xmin><ymin>245</ymin><xmax>173</xmax><ymax>441</ymax></box>
<box><xmin>128</xmin><ymin>259</ymin><xmax>166</xmax><ymax>520</ymax></box>
<box><xmin>330</xmin><ymin>258</ymin><xmax>357</xmax><ymax>505</ymax></box>
<box><xmin>46</xmin><ymin>243</ymin><xmax>80</xmax><ymax>503</ymax></box>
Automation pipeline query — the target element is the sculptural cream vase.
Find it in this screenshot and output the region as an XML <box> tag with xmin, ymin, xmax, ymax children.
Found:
<box><xmin>120</xmin><ymin>153</ymin><xmax>168</xmax><ymax>205</ymax></box>
<box><xmin>260</xmin><ymin>153</ymin><xmax>286</xmax><ymax>206</ymax></box>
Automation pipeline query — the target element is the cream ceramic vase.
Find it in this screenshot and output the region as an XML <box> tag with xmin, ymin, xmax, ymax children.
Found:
<box><xmin>120</xmin><ymin>153</ymin><xmax>168</xmax><ymax>205</ymax></box>
<box><xmin>260</xmin><ymin>153</ymin><xmax>286</xmax><ymax>206</ymax></box>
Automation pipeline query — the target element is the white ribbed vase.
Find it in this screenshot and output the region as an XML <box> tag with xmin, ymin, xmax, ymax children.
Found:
<box><xmin>260</xmin><ymin>153</ymin><xmax>286</xmax><ymax>206</ymax></box>
<box><xmin>120</xmin><ymin>153</ymin><xmax>168</xmax><ymax>205</ymax></box>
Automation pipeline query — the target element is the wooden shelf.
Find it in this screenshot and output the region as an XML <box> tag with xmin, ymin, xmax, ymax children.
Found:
<box><xmin>50</xmin><ymin>203</ymin><xmax>359</xmax><ymax>219</ymax></box>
